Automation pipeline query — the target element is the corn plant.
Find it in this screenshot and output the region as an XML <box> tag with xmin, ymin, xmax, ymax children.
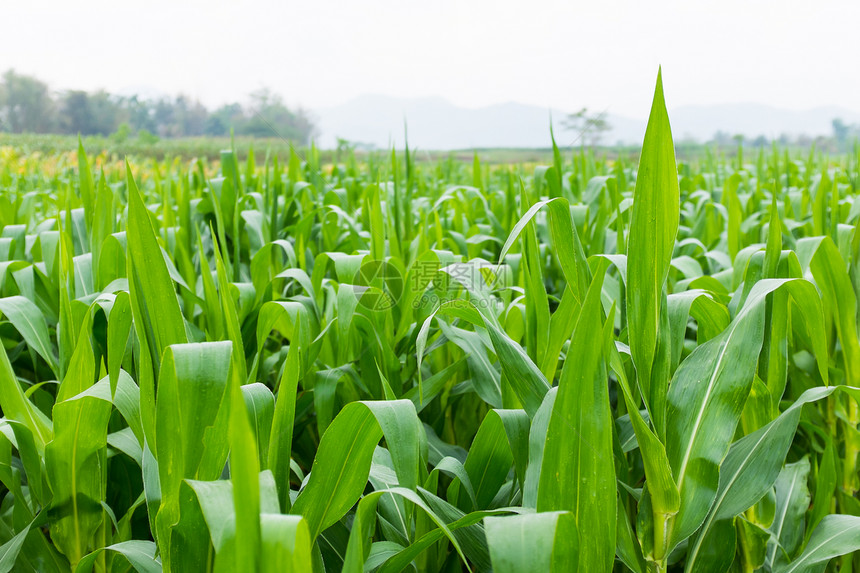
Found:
<box><xmin>0</xmin><ymin>69</ymin><xmax>857</xmax><ymax>572</ymax></box>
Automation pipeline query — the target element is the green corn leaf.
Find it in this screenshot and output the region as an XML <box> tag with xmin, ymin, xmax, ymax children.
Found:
<box><xmin>107</xmin><ymin>290</ymin><xmax>132</xmax><ymax>396</ymax></box>
<box><xmin>154</xmin><ymin>341</ymin><xmax>232</xmax><ymax>570</ymax></box>
<box><xmin>90</xmin><ymin>171</ymin><xmax>114</xmax><ymax>291</ymax></box>
<box><xmin>485</xmin><ymin>511</ymin><xmax>578</xmax><ymax>573</ymax></box>
<box><xmin>765</xmin><ymin>458</ymin><xmax>811</xmax><ymax>569</ymax></box>
<box><xmin>436</xmin><ymin>268</ymin><xmax>551</xmax><ymax>417</ymax></box>
<box><xmin>0</xmin><ymin>511</ymin><xmax>48</xmax><ymax>573</ymax></box>
<box><xmin>342</xmin><ymin>486</ymin><xmax>477</xmax><ymax>573</ymax></box>
<box><xmin>242</xmin><ymin>383</ymin><xmax>275</xmax><ymax>468</ymax></box>
<box><xmin>0</xmin><ymin>342</ymin><xmax>52</xmax><ymax>452</ymax></box>
<box><xmin>213</xmin><ymin>238</ymin><xmax>248</xmax><ymax>382</ymax></box>
<box><xmin>627</xmin><ymin>68</ymin><xmax>680</xmax><ymax>438</ymax></box>
<box><xmin>127</xmin><ymin>163</ymin><xmax>188</xmax><ymax>444</ymax></box>
<box><xmin>260</xmin><ymin>514</ymin><xmax>312</xmax><ymax>572</ymax></box>
<box><xmin>773</xmin><ymin>515</ymin><xmax>860</xmax><ymax>573</ymax></box>
<box><xmin>522</xmin><ymin>386</ymin><xmax>556</xmax><ymax>509</ymax></box>
<box><xmin>229</xmin><ymin>365</ymin><xmax>261</xmax><ymax>572</ymax></box>
<box><xmin>684</xmin><ymin>386</ymin><xmax>839</xmax><ymax>572</ymax></box>
<box><xmin>463</xmin><ymin>409</ymin><xmax>528</xmax><ymax>509</ymax></box>
<box><xmin>74</xmin><ymin>541</ymin><xmax>161</xmax><ymax>573</ymax></box>
<box><xmin>290</xmin><ymin>400</ymin><xmax>426</xmax><ymax>541</ymax></box>
<box><xmin>807</xmin><ymin>437</ymin><xmax>837</xmax><ymax>542</ymax></box>
<box><xmin>497</xmin><ymin>197</ymin><xmax>590</xmax><ymax>304</ymax></box>
<box><xmin>536</xmin><ymin>260</ymin><xmax>615</xmax><ymax>570</ymax></box>
<box><xmin>76</xmin><ymin>139</ymin><xmax>94</xmax><ymax>231</ymax></box>
<box><xmin>0</xmin><ymin>295</ymin><xmax>60</xmax><ymax>378</ymax></box>
<box><xmin>607</xmin><ymin>304</ymin><xmax>679</xmax><ymax>564</ymax></box>
<box><xmin>666</xmin><ymin>279</ymin><xmax>826</xmax><ymax>550</ymax></box>
<box><xmin>45</xmin><ymin>312</ymin><xmax>107</xmax><ymax>567</ymax></box>
<box><xmin>268</xmin><ymin>318</ymin><xmax>304</xmax><ymax>512</ymax></box>
<box><xmin>169</xmin><ymin>470</ymin><xmax>280</xmax><ymax>571</ymax></box>
<box><xmin>797</xmin><ymin>236</ymin><xmax>860</xmax><ymax>383</ymax></box>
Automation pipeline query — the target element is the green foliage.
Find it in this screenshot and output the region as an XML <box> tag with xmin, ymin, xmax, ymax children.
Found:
<box><xmin>0</xmin><ymin>68</ymin><xmax>856</xmax><ymax>572</ymax></box>
<box><xmin>0</xmin><ymin>69</ymin><xmax>316</xmax><ymax>144</ymax></box>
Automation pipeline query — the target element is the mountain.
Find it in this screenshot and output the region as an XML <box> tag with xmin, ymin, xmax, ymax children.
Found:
<box><xmin>670</xmin><ymin>103</ymin><xmax>860</xmax><ymax>142</ymax></box>
<box><xmin>313</xmin><ymin>95</ymin><xmax>642</xmax><ymax>150</ymax></box>
<box><xmin>313</xmin><ymin>95</ymin><xmax>860</xmax><ymax>150</ymax></box>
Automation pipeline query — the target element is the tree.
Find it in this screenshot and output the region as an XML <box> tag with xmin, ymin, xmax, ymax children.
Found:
<box><xmin>831</xmin><ymin>118</ymin><xmax>858</xmax><ymax>151</ymax></box>
<box><xmin>118</xmin><ymin>95</ymin><xmax>156</xmax><ymax>133</ymax></box>
<box><xmin>88</xmin><ymin>91</ymin><xmax>122</xmax><ymax>135</ymax></box>
<box><xmin>0</xmin><ymin>68</ymin><xmax>318</xmax><ymax>143</ymax></box>
<box><xmin>242</xmin><ymin>88</ymin><xmax>316</xmax><ymax>144</ymax></box>
<box><xmin>176</xmin><ymin>96</ymin><xmax>208</xmax><ymax>136</ymax></box>
<box><xmin>59</xmin><ymin>91</ymin><xmax>95</xmax><ymax>134</ymax></box>
<box><xmin>206</xmin><ymin>103</ymin><xmax>244</xmax><ymax>136</ymax></box>
<box><xmin>0</xmin><ymin>70</ymin><xmax>56</xmax><ymax>133</ymax></box>
<box><xmin>562</xmin><ymin>107</ymin><xmax>611</xmax><ymax>148</ymax></box>
<box><xmin>60</xmin><ymin>90</ymin><xmax>120</xmax><ymax>135</ymax></box>
<box><xmin>833</xmin><ymin>118</ymin><xmax>850</xmax><ymax>145</ymax></box>
<box><xmin>153</xmin><ymin>98</ymin><xmax>176</xmax><ymax>137</ymax></box>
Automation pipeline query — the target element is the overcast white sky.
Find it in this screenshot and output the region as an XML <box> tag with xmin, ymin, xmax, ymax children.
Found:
<box><xmin>3</xmin><ymin>0</ymin><xmax>859</xmax><ymax>118</ymax></box>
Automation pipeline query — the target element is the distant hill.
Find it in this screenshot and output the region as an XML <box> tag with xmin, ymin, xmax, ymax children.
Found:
<box><xmin>313</xmin><ymin>95</ymin><xmax>642</xmax><ymax>150</ymax></box>
<box><xmin>313</xmin><ymin>95</ymin><xmax>860</xmax><ymax>150</ymax></box>
<box><xmin>670</xmin><ymin>103</ymin><xmax>860</xmax><ymax>142</ymax></box>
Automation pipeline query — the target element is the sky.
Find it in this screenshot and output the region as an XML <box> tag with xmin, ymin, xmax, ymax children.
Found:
<box><xmin>3</xmin><ymin>0</ymin><xmax>860</xmax><ymax>119</ymax></box>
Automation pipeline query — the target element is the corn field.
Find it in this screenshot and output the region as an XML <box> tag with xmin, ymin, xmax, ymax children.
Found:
<box><xmin>0</xmin><ymin>71</ymin><xmax>858</xmax><ymax>572</ymax></box>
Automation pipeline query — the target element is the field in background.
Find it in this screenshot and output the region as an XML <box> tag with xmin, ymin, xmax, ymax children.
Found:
<box><xmin>1</xmin><ymin>131</ymin><xmax>814</xmax><ymax>165</ymax></box>
<box><xmin>0</xmin><ymin>75</ymin><xmax>859</xmax><ymax>572</ymax></box>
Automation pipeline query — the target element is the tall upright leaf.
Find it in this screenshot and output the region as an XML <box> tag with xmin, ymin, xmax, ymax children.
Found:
<box><xmin>537</xmin><ymin>261</ymin><xmax>615</xmax><ymax>570</ymax></box>
<box><xmin>126</xmin><ymin>163</ymin><xmax>188</xmax><ymax>442</ymax></box>
<box><xmin>45</xmin><ymin>313</ymin><xmax>108</xmax><ymax>567</ymax></box>
<box><xmin>626</xmin><ymin>68</ymin><xmax>680</xmax><ymax>438</ymax></box>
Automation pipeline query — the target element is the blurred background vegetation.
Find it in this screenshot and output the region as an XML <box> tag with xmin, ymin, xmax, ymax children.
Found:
<box><xmin>0</xmin><ymin>69</ymin><xmax>317</xmax><ymax>144</ymax></box>
<box><xmin>2</xmin><ymin>67</ymin><xmax>858</xmax><ymax>163</ymax></box>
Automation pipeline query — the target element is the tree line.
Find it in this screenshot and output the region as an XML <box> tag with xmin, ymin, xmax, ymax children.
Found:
<box><xmin>0</xmin><ymin>69</ymin><xmax>317</xmax><ymax>144</ymax></box>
